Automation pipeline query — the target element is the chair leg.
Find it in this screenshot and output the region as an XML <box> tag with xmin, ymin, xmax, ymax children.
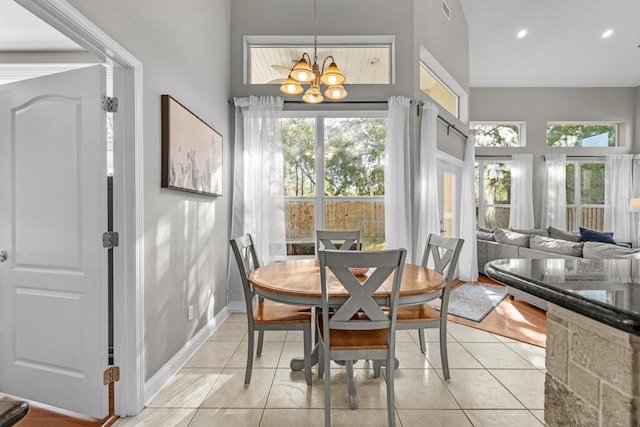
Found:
<box><xmin>373</xmin><ymin>360</ymin><xmax>381</xmax><ymax>378</ymax></box>
<box><xmin>345</xmin><ymin>360</ymin><xmax>358</xmax><ymax>410</ymax></box>
<box><xmin>303</xmin><ymin>325</ymin><xmax>312</xmax><ymax>386</ymax></box>
<box><xmin>257</xmin><ymin>330</ymin><xmax>264</xmax><ymax>356</ymax></box>
<box><xmin>318</xmin><ymin>339</ymin><xmax>324</xmax><ymax>379</ymax></box>
<box><xmin>245</xmin><ymin>327</ymin><xmax>255</xmax><ymax>385</ymax></box>
<box><xmin>324</xmin><ymin>348</ymin><xmax>331</xmax><ymax>427</ymax></box>
<box><xmin>386</xmin><ymin>356</ymin><xmax>396</xmax><ymax>427</ymax></box>
<box><xmin>418</xmin><ymin>329</ymin><xmax>426</xmax><ymax>354</ymax></box>
<box><xmin>440</xmin><ymin>319</ymin><xmax>450</xmax><ymax>380</ymax></box>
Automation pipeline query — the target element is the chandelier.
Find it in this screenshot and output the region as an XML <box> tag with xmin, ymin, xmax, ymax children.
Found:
<box><xmin>279</xmin><ymin>0</ymin><xmax>347</xmax><ymax>104</ymax></box>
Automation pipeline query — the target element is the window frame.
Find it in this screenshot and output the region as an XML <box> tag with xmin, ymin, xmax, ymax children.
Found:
<box><xmin>244</xmin><ymin>35</ymin><xmax>396</xmax><ymax>85</ymax></box>
<box><xmin>475</xmin><ymin>158</ymin><xmax>512</xmax><ymax>229</ymax></box>
<box><xmin>419</xmin><ymin>46</ymin><xmax>468</xmax><ymax>123</ymax></box>
<box><xmin>282</xmin><ymin>110</ymin><xmax>388</xmax><ymax>258</ymax></box>
<box><xmin>470</xmin><ymin>121</ymin><xmax>526</xmax><ymax>148</ymax></box>
<box><xmin>546</xmin><ymin>122</ymin><xmax>619</xmax><ymax>148</ymax></box>
<box><xmin>565</xmin><ymin>159</ymin><xmax>606</xmax><ymax>232</ymax></box>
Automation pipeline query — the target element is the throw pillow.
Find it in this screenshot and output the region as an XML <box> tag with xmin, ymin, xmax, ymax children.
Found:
<box><xmin>476</xmin><ymin>231</ymin><xmax>495</xmax><ymax>241</ymax></box>
<box><xmin>529</xmin><ymin>235</ymin><xmax>584</xmax><ymax>257</ymax></box>
<box><xmin>579</xmin><ymin>227</ymin><xmax>616</xmax><ymax>244</ymax></box>
<box><xmin>511</xmin><ymin>228</ymin><xmax>549</xmax><ymax>237</ymax></box>
<box><xmin>548</xmin><ymin>226</ymin><xmax>581</xmax><ymax>242</ymax></box>
<box><xmin>583</xmin><ymin>242</ymin><xmax>640</xmax><ymax>260</ymax></box>
<box><xmin>494</xmin><ymin>228</ymin><xmax>530</xmax><ymax>247</ymax></box>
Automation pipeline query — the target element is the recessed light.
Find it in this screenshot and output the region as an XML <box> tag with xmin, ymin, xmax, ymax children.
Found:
<box><xmin>517</xmin><ymin>29</ymin><xmax>528</xmax><ymax>39</ymax></box>
<box><xmin>601</xmin><ymin>29</ymin><xmax>614</xmax><ymax>39</ymax></box>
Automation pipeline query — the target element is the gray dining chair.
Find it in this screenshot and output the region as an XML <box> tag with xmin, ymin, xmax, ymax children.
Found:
<box><xmin>316</xmin><ymin>229</ymin><xmax>361</xmax><ymax>255</ymax></box>
<box><xmin>393</xmin><ymin>234</ymin><xmax>464</xmax><ymax>380</ymax></box>
<box><xmin>230</xmin><ymin>234</ymin><xmax>312</xmax><ymax>385</ymax></box>
<box><xmin>317</xmin><ymin>248</ymin><xmax>407</xmax><ymax>427</ymax></box>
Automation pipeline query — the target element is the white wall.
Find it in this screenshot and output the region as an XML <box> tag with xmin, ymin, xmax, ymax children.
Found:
<box><xmin>470</xmin><ymin>86</ymin><xmax>638</xmax><ymax>227</ymax></box>
<box><xmin>66</xmin><ymin>0</ymin><xmax>232</xmax><ymax>380</ymax></box>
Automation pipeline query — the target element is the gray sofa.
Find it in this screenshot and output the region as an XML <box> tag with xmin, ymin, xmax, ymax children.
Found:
<box><xmin>477</xmin><ymin>227</ymin><xmax>639</xmax><ymax>310</ymax></box>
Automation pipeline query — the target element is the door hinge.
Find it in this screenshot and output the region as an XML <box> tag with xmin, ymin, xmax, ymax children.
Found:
<box><xmin>103</xmin><ymin>366</ymin><xmax>120</xmax><ymax>385</ymax></box>
<box><xmin>102</xmin><ymin>95</ymin><xmax>118</xmax><ymax>113</ymax></box>
<box><xmin>103</xmin><ymin>231</ymin><xmax>119</xmax><ymax>249</ymax></box>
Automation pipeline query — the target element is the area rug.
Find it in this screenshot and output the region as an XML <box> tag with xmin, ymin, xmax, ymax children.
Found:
<box><xmin>431</xmin><ymin>282</ymin><xmax>508</xmax><ymax>322</ymax></box>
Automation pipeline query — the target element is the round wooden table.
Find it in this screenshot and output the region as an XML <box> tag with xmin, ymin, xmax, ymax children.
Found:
<box><xmin>249</xmin><ymin>258</ymin><xmax>446</xmax><ymax>408</ymax></box>
<box><xmin>249</xmin><ymin>258</ymin><xmax>447</xmax><ymax>308</ymax></box>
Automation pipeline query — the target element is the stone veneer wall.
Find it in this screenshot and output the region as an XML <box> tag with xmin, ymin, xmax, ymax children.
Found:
<box><xmin>545</xmin><ymin>304</ymin><xmax>640</xmax><ymax>426</ymax></box>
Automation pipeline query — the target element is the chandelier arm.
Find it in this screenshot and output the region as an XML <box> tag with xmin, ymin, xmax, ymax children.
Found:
<box><xmin>321</xmin><ymin>56</ymin><xmax>335</xmax><ymax>74</ymax></box>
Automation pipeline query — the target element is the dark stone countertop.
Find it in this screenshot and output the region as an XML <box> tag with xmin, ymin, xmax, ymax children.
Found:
<box><xmin>485</xmin><ymin>258</ymin><xmax>640</xmax><ymax>336</ymax></box>
<box><xmin>0</xmin><ymin>401</ymin><xmax>29</xmax><ymax>427</ymax></box>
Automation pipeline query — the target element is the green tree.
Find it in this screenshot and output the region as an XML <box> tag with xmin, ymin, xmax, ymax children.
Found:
<box><xmin>282</xmin><ymin>118</ymin><xmax>316</xmax><ymax>196</ymax></box>
<box><xmin>547</xmin><ymin>124</ymin><xmax>615</xmax><ymax>147</ymax></box>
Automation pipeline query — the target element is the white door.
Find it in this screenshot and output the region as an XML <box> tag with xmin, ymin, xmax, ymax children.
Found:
<box><xmin>0</xmin><ymin>65</ymin><xmax>108</xmax><ymax>418</ymax></box>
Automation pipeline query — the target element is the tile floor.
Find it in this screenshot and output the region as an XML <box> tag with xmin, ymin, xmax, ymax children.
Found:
<box><xmin>115</xmin><ymin>314</ymin><xmax>547</xmax><ymax>426</ymax></box>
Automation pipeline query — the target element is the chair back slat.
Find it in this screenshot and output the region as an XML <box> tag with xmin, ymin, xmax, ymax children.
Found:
<box><xmin>230</xmin><ymin>234</ymin><xmax>262</xmax><ymax>322</ymax></box>
<box><xmin>319</xmin><ymin>249</ymin><xmax>406</xmax><ymax>332</ymax></box>
<box><xmin>421</xmin><ymin>234</ymin><xmax>464</xmax><ymax>285</ymax></box>
<box><xmin>316</xmin><ymin>230</ymin><xmax>361</xmax><ymax>253</ymax></box>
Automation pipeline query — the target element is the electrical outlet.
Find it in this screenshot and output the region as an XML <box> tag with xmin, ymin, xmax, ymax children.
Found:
<box><xmin>187</xmin><ymin>305</ymin><xmax>194</xmax><ymax>322</ymax></box>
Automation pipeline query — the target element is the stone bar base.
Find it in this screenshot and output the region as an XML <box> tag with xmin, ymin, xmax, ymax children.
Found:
<box><xmin>545</xmin><ymin>304</ymin><xmax>640</xmax><ymax>427</ymax></box>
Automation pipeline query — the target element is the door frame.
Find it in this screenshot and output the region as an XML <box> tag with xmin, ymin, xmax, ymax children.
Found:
<box><xmin>437</xmin><ymin>150</ymin><xmax>463</xmax><ymax>238</ymax></box>
<box><xmin>15</xmin><ymin>0</ymin><xmax>145</xmax><ymax>416</ymax></box>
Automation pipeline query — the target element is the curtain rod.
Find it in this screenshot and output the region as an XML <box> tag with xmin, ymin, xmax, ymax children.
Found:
<box><xmin>283</xmin><ymin>99</ymin><xmax>469</xmax><ymax>140</ymax></box>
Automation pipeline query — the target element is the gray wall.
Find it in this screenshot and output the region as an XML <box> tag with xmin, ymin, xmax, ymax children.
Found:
<box><xmin>470</xmin><ymin>86</ymin><xmax>638</xmax><ymax>228</ymax></box>
<box><xmin>67</xmin><ymin>0</ymin><xmax>232</xmax><ymax>381</ymax></box>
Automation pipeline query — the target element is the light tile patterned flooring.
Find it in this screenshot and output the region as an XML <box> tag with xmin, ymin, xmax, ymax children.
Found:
<box><xmin>115</xmin><ymin>314</ymin><xmax>547</xmax><ymax>426</ymax></box>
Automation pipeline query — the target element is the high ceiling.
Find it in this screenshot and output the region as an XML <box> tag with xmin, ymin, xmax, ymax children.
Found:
<box><xmin>2</xmin><ymin>0</ymin><xmax>639</xmax><ymax>88</ymax></box>
<box><xmin>460</xmin><ymin>0</ymin><xmax>640</xmax><ymax>87</ymax></box>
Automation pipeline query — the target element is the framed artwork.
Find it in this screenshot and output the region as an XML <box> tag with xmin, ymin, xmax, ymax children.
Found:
<box><xmin>161</xmin><ymin>94</ymin><xmax>222</xmax><ymax>196</ymax></box>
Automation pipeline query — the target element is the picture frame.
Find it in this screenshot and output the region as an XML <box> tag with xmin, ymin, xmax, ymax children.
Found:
<box><xmin>161</xmin><ymin>94</ymin><xmax>223</xmax><ymax>197</ymax></box>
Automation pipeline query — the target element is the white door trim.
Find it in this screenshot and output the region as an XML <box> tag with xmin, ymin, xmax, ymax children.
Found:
<box><xmin>14</xmin><ymin>0</ymin><xmax>145</xmax><ymax>416</ymax></box>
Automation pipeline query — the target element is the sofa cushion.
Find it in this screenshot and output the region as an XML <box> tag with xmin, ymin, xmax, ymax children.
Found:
<box><xmin>579</xmin><ymin>227</ymin><xmax>616</xmax><ymax>244</ymax></box>
<box><xmin>494</xmin><ymin>228</ymin><xmax>530</xmax><ymax>247</ymax></box>
<box><xmin>511</xmin><ymin>228</ymin><xmax>549</xmax><ymax>237</ymax></box>
<box><xmin>477</xmin><ymin>231</ymin><xmax>495</xmax><ymax>241</ymax></box>
<box><xmin>548</xmin><ymin>226</ymin><xmax>581</xmax><ymax>242</ymax></box>
<box><xmin>529</xmin><ymin>235</ymin><xmax>584</xmax><ymax>257</ymax></box>
<box><xmin>478</xmin><ymin>226</ymin><xmax>494</xmax><ymax>233</ymax></box>
<box><xmin>583</xmin><ymin>241</ymin><xmax>640</xmax><ymax>260</ymax></box>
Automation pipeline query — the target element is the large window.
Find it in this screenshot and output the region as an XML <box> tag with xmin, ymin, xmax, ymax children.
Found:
<box><xmin>471</xmin><ymin>122</ymin><xmax>525</xmax><ymax>147</ymax></box>
<box><xmin>282</xmin><ymin>114</ymin><xmax>387</xmax><ymax>256</ymax></box>
<box><xmin>566</xmin><ymin>161</ymin><xmax>605</xmax><ymax>231</ymax></box>
<box><xmin>475</xmin><ymin>160</ymin><xmax>512</xmax><ymax>229</ymax></box>
<box><xmin>547</xmin><ymin>123</ymin><xmax>617</xmax><ymax>147</ymax></box>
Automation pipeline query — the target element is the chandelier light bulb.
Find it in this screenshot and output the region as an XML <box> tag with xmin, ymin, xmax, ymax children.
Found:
<box><xmin>298</xmin><ymin>71</ymin><xmax>309</xmax><ymax>81</ymax></box>
<box><xmin>327</xmin><ymin>75</ymin><xmax>337</xmax><ymax>85</ymax></box>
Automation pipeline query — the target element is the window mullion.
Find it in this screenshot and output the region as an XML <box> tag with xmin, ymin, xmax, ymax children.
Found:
<box><xmin>575</xmin><ymin>163</ymin><xmax>582</xmax><ymax>230</ymax></box>
<box><xmin>315</xmin><ymin>115</ymin><xmax>325</xmax><ymax>230</ymax></box>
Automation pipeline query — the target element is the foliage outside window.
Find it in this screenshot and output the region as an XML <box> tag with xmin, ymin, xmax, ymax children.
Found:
<box><xmin>547</xmin><ymin>123</ymin><xmax>617</xmax><ymax>147</ymax></box>
<box><xmin>282</xmin><ymin>115</ymin><xmax>387</xmax><ymax>256</ymax></box>
<box><xmin>475</xmin><ymin>160</ymin><xmax>511</xmax><ymax>229</ymax></box>
<box><xmin>471</xmin><ymin>122</ymin><xmax>523</xmax><ymax>147</ymax></box>
<box><xmin>566</xmin><ymin>161</ymin><xmax>605</xmax><ymax>231</ymax></box>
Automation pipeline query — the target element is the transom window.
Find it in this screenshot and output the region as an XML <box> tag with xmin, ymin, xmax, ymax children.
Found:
<box><xmin>471</xmin><ymin>122</ymin><xmax>525</xmax><ymax>147</ymax></box>
<box><xmin>566</xmin><ymin>161</ymin><xmax>605</xmax><ymax>231</ymax></box>
<box><xmin>282</xmin><ymin>113</ymin><xmax>387</xmax><ymax>256</ymax></box>
<box><xmin>475</xmin><ymin>160</ymin><xmax>511</xmax><ymax>229</ymax></box>
<box><xmin>547</xmin><ymin>123</ymin><xmax>617</xmax><ymax>147</ymax></box>
<box><xmin>245</xmin><ymin>36</ymin><xmax>394</xmax><ymax>85</ymax></box>
<box><xmin>419</xmin><ymin>63</ymin><xmax>458</xmax><ymax>117</ymax></box>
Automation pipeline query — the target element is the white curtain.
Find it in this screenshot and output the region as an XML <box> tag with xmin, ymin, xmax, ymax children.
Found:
<box><xmin>632</xmin><ymin>155</ymin><xmax>640</xmax><ymax>247</ymax></box>
<box><xmin>604</xmin><ymin>154</ymin><xmax>633</xmax><ymax>242</ymax></box>
<box><xmin>227</xmin><ymin>96</ymin><xmax>286</xmax><ymax>307</ymax></box>
<box><xmin>509</xmin><ymin>153</ymin><xmax>534</xmax><ymax>229</ymax></box>
<box><xmin>458</xmin><ymin>133</ymin><xmax>478</xmax><ymax>282</ymax></box>
<box><xmin>542</xmin><ymin>153</ymin><xmax>567</xmax><ymax>230</ymax></box>
<box><xmin>415</xmin><ymin>100</ymin><xmax>441</xmax><ymax>263</ymax></box>
<box><xmin>384</xmin><ymin>96</ymin><xmax>413</xmax><ymax>260</ymax></box>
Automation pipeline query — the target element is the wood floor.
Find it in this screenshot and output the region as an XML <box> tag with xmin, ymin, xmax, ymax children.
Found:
<box><xmin>4</xmin><ymin>275</ymin><xmax>545</xmax><ymax>425</ymax></box>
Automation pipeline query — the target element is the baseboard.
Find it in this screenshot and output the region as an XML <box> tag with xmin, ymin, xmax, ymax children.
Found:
<box><xmin>226</xmin><ymin>301</ymin><xmax>246</xmax><ymax>313</ymax></box>
<box><xmin>143</xmin><ymin>307</ymin><xmax>231</xmax><ymax>404</ymax></box>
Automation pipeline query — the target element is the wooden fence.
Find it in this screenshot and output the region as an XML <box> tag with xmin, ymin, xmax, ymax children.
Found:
<box><xmin>285</xmin><ymin>198</ymin><xmax>385</xmax><ymax>243</ymax></box>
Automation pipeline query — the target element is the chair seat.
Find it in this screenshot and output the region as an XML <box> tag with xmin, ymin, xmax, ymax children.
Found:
<box><xmin>395</xmin><ymin>303</ymin><xmax>441</xmax><ymax>322</ymax></box>
<box><xmin>318</xmin><ymin>314</ymin><xmax>388</xmax><ymax>350</ymax></box>
<box><xmin>254</xmin><ymin>299</ymin><xmax>312</xmax><ymax>324</ymax></box>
